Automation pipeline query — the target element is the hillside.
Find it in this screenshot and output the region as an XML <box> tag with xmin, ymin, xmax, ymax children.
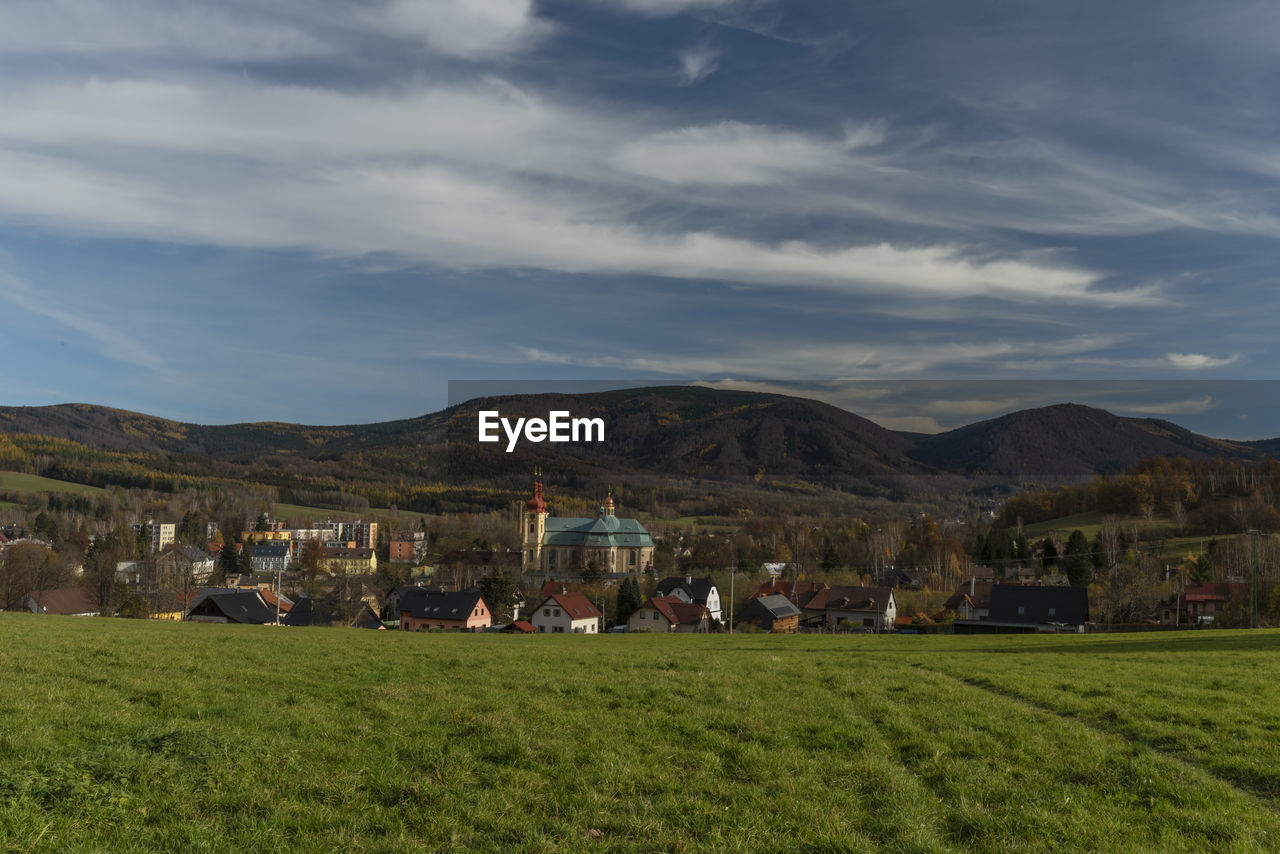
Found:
<box><xmin>907</xmin><ymin>403</ymin><xmax>1257</xmax><ymax>477</ymax></box>
<box><xmin>0</xmin><ymin>391</ymin><xmax>1274</xmax><ymax>512</ymax></box>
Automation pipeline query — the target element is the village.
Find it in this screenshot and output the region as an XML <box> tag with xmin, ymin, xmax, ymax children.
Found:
<box><xmin>0</xmin><ymin>474</ymin><xmax>1258</xmax><ymax>635</ymax></box>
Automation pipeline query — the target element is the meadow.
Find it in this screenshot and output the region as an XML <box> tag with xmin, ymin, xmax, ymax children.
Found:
<box><xmin>1</xmin><ymin>619</ymin><xmax>1279</xmax><ymax>852</ymax></box>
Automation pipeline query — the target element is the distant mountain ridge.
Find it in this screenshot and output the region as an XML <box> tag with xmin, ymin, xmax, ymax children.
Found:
<box><xmin>0</xmin><ymin>391</ymin><xmax>1273</xmax><ymax>503</ymax></box>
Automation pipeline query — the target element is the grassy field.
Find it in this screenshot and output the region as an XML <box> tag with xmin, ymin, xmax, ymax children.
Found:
<box><xmin>1</xmin><ymin>620</ymin><xmax>1279</xmax><ymax>852</ymax></box>
<box><xmin>0</xmin><ymin>470</ymin><xmax>106</xmax><ymax>496</ymax></box>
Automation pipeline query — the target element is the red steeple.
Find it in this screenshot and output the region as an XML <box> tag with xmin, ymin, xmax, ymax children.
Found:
<box><xmin>526</xmin><ymin>468</ymin><xmax>547</xmax><ymax>514</ymax></box>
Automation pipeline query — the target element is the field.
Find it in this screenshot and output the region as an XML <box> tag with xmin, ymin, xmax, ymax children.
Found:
<box><xmin>0</xmin><ymin>471</ymin><xmax>106</xmax><ymax>496</ymax></box>
<box><xmin>2</xmin><ymin>620</ymin><xmax>1279</xmax><ymax>852</ymax></box>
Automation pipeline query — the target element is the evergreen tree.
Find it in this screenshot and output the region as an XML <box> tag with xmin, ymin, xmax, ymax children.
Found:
<box><xmin>1090</xmin><ymin>532</ymin><xmax>1107</xmax><ymax>569</ymax></box>
<box><xmin>217</xmin><ymin>542</ymin><xmax>240</xmax><ymax>581</ymax></box>
<box><xmin>238</xmin><ymin>541</ymin><xmax>255</xmax><ymax>575</ymax></box>
<box><xmin>1064</xmin><ymin>530</ymin><xmax>1092</xmax><ymax>587</ymax></box>
<box><xmin>1040</xmin><ymin>539</ymin><xmax>1059</xmax><ymax>571</ymax></box>
<box><xmin>478</xmin><ymin>569</ymin><xmax>516</xmax><ymax>623</ymax></box>
<box><xmin>615</xmin><ymin>575</ymin><xmax>643</xmax><ymax>624</ymax></box>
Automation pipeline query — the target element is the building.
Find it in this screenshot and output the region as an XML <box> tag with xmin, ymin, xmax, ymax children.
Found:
<box><xmin>132</xmin><ymin>521</ymin><xmax>176</xmax><ymax>552</ymax></box>
<box><xmin>154</xmin><ymin>545</ymin><xmax>215</xmax><ymax>588</ymax></box>
<box><xmin>942</xmin><ymin>578</ymin><xmax>996</xmax><ymax>621</ymax></box>
<box><xmin>389</xmin><ymin>531</ymin><xmax>425</xmax><ymax>562</ymax></box>
<box><xmin>802</xmin><ymin>586</ymin><xmax>897</xmax><ymax>632</ymax></box>
<box><xmin>318</xmin><ymin>545</ymin><xmax>377</xmax><ymax>575</ymax></box>
<box><xmin>954</xmin><ymin>585</ymin><xmax>1089</xmax><ymax>634</ymax></box>
<box><xmin>20</xmin><ymin>587</ymin><xmax>99</xmax><ymax>617</ymax></box>
<box><xmin>520</xmin><ymin>478</ymin><xmax>654</xmax><ymax>576</ymax></box>
<box><xmin>654</xmin><ymin>576</ymin><xmax>722</xmax><ymax>622</ymax></box>
<box><xmin>734</xmin><ymin>594</ymin><xmax>801</xmax><ymax>633</ymax></box>
<box><xmin>249</xmin><ymin>542</ymin><xmax>292</xmax><ymax>575</ymax></box>
<box><xmin>186</xmin><ymin>589</ymin><xmax>278</xmax><ymax>624</ymax></box>
<box><xmin>398</xmin><ymin>588</ymin><xmax>492</xmax><ymax>632</ymax></box>
<box><xmin>1159</xmin><ymin>582</ymin><xmax>1247</xmax><ymax>626</ymax></box>
<box><xmin>748</xmin><ymin>579</ymin><xmax>829</xmax><ymax>606</ymax></box>
<box><xmin>626</xmin><ymin>595</ymin><xmax>710</xmax><ymax>633</ymax></box>
<box><xmin>531</xmin><ymin>592</ymin><xmax>603</xmax><ymax>634</ymax></box>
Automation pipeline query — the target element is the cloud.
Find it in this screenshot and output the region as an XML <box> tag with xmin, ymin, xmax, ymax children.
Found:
<box><xmin>612</xmin><ymin>121</ymin><xmax>879</xmax><ymax>185</ymax></box>
<box><xmin>0</xmin><ymin>0</ymin><xmax>549</xmax><ymax>61</ymax></box>
<box><xmin>603</xmin><ymin>0</ymin><xmax>748</xmax><ymax>16</ymax></box>
<box><xmin>1166</xmin><ymin>353</ymin><xmax>1239</xmax><ymax>370</ymax></box>
<box><xmin>677</xmin><ymin>43</ymin><xmax>721</xmax><ymax>85</ymax></box>
<box><xmin>0</xmin><ymin>270</ymin><xmax>167</xmax><ymax>371</ymax></box>
<box><xmin>1118</xmin><ymin>395</ymin><xmax>1218</xmax><ymax>416</ymax></box>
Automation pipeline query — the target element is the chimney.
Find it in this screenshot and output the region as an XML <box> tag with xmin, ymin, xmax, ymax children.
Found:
<box><xmin>970</xmin><ymin>577</ymin><xmax>975</xmax><ymax>597</ymax></box>
<box><xmin>685</xmin><ymin>574</ymin><xmax>692</xmax><ymax>585</ymax></box>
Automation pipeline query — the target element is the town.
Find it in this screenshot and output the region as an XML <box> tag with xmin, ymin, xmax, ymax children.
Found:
<box><xmin>2</xmin><ymin>467</ymin><xmax>1272</xmax><ymax>635</ymax></box>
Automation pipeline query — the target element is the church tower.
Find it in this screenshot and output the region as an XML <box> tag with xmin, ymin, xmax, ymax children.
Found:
<box><xmin>521</xmin><ymin>469</ymin><xmax>548</xmax><ymax>572</ymax></box>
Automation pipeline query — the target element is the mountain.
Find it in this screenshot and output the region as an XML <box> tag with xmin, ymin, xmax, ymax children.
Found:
<box><xmin>907</xmin><ymin>403</ymin><xmax>1257</xmax><ymax>477</ymax></box>
<box><xmin>0</xmin><ymin>392</ymin><xmax>1274</xmax><ymax>511</ymax></box>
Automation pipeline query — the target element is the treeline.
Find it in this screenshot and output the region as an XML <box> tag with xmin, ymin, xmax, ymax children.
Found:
<box><xmin>1001</xmin><ymin>456</ymin><xmax>1280</xmax><ymax>534</ymax></box>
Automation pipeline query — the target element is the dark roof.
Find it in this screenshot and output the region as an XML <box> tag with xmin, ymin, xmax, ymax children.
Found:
<box><xmin>987</xmin><ymin>585</ymin><xmax>1089</xmax><ymax>626</ymax></box>
<box><xmin>748</xmin><ymin>580</ymin><xmax>829</xmax><ymax>604</ymax></box>
<box><xmin>23</xmin><ymin>587</ymin><xmax>99</xmax><ymax>615</ymax></box>
<box><xmin>655</xmin><ymin>577</ymin><xmax>716</xmax><ymax>603</ymax></box>
<box><xmin>943</xmin><ymin>580</ymin><xmax>996</xmax><ymax>612</ymax></box>
<box><xmin>283</xmin><ymin>594</ymin><xmax>314</xmax><ymax>627</ymax></box>
<box><xmin>350</xmin><ymin>603</ymin><xmax>385</xmax><ymax>629</ymax></box>
<box><xmin>804</xmin><ymin>586</ymin><xmax>894</xmax><ymax>613</ymax></box>
<box><xmin>188</xmin><ymin>590</ymin><xmax>277</xmax><ymax>624</ymax></box>
<box><xmin>252</xmin><ymin>543</ymin><xmax>292</xmax><ymax>558</ymax></box>
<box><xmin>740</xmin><ymin>593</ymin><xmax>802</xmax><ymax>620</ymax></box>
<box><xmin>399</xmin><ymin>588</ymin><xmax>489</xmax><ymax>621</ymax></box>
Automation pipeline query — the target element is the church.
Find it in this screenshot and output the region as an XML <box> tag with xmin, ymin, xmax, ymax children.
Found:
<box><xmin>520</xmin><ymin>476</ymin><xmax>655</xmax><ymax>576</ymax></box>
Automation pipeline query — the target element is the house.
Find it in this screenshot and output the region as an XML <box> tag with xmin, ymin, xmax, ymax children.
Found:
<box><xmin>20</xmin><ymin>587</ymin><xmax>99</xmax><ymax>617</ymax></box>
<box><xmin>383</xmin><ymin>585</ymin><xmax>442</xmax><ymax>622</ymax></box>
<box><xmin>186</xmin><ymin>589</ymin><xmax>278</xmax><ymax>624</ymax></box>
<box><xmin>942</xmin><ymin>579</ymin><xmax>997</xmax><ymax>620</ymax></box>
<box><xmin>501</xmin><ymin>619</ymin><xmax>537</xmax><ymax>634</ymax></box>
<box><xmin>155</xmin><ymin>545</ymin><xmax>215</xmax><ymax>587</ymax></box>
<box><xmin>1159</xmin><ymin>582</ymin><xmax>1247</xmax><ymax>626</ymax></box>
<box><xmin>954</xmin><ymin>585</ymin><xmax>1089</xmax><ymax>633</ymax></box>
<box><xmin>626</xmin><ymin>595</ymin><xmax>711</xmax><ymax>633</ymax></box>
<box><xmin>389</xmin><ymin>531</ymin><xmax>425</xmax><ymax>562</ymax></box>
<box><xmin>654</xmin><ymin>576</ymin><xmax>722</xmax><ymax>622</ymax></box>
<box><xmin>734</xmin><ymin>594</ymin><xmax>800</xmax><ymax>633</ymax></box>
<box><xmin>350</xmin><ymin>603</ymin><xmax>386</xmax><ymax>630</ymax></box>
<box><xmin>532</xmin><ymin>592</ymin><xmax>603</xmax><ymax>634</ymax></box>
<box><xmin>398</xmin><ymin>588</ymin><xmax>492</xmax><ymax>632</ymax></box>
<box><xmin>802</xmin><ymin>586</ymin><xmax>897</xmax><ymax>632</ymax></box>
<box><xmin>249</xmin><ymin>542</ymin><xmax>292</xmax><ymax>575</ymax></box>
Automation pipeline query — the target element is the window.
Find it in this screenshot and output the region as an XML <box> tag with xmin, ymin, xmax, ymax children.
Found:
<box><xmin>544</xmin><ymin>608</ymin><xmax>550</xmax><ymax>616</ymax></box>
<box><xmin>1048</xmin><ymin>607</ymin><xmax>1056</xmax><ymax>617</ymax></box>
<box><xmin>863</xmin><ymin>618</ymin><xmax>873</xmax><ymax>627</ymax></box>
<box><xmin>554</xmin><ymin>609</ymin><xmax>561</xmax><ymax>616</ymax></box>
<box><xmin>1017</xmin><ymin>606</ymin><xmax>1025</xmax><ymax>615</ymax></box>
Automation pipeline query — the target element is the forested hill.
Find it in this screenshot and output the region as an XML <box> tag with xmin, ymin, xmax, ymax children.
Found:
<box><xmin>0</xmin><ymin>391</ymin><xmax>1273</xmax><ymax>513</ymax></box>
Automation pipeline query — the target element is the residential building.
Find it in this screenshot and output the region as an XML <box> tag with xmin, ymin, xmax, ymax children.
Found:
<box><xmin>1159</xmin><ymin>582</ymin><xmax>1247</xmax><ymax>626</ymax></box>
<box><xmin>20</xmin><ymin>587</ymin><xmax>99</xmax><ymax>616</ymax></box>
<box><xmin>318</xmin><ymin>545</ymin><xmax>377</xmax><ymax>574</ymax></box>
<box><xmin>398</xmin><ymin>588</ymin><xmax>492</xmax><ymax>632</ymax></box>
<box><xmin>186</xmin><ymin>589</ymin><xmax>278</xmax><ymax>624</ymax></box>
<box><xmin>942</xmin><ymin>578</ymin><xmax>996</xmax><ymax>621</ymax></box>
<box><xmin>734</xmin><ymin>594</ymin><xmax>801</xmax><ymax>633</ymax></box>
<box><xmin>802</xmin><ymin>586</ymin><xmax>897</xmax><ymax>632</ymax></box>
<box><xmin>249</xmin><ymin>542</ymin><xmax>292</xmax><ymax>575</ymax></box>
<box><xmin>654</xmin><ymin>576</ymin><xmax>722</xmax><ymax>622</ymax></box>
<box><xmin>532</xmin><ymin>591</ymin><xmax>602</xmax><ymax>634</ymax></box>
<box><xmin>627</xmin><ymin>595</ymin><xmax>711</xmax><ymax>633</ymax></box>
<box><xmin>389</xmin><ymin>531</ymin><xmax>425</xmax><ymax>562</ymax></box>
<box><xmin>954</xmin><ymin>586</ymin><xmax>1089</xmax><ymax>634</ymax></box>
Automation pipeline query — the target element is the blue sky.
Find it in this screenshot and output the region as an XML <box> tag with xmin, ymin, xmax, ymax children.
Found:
<box><xmin>0</xmin><ymin>1</ymin><xmax>1277</xmax><ymax>435</ymax></box>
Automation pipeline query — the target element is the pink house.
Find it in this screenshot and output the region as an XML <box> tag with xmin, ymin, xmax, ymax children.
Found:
<box><xmin>398</xmin><ymin>588</ymin><xmax>492</xmax><ymax>632</ymax></box>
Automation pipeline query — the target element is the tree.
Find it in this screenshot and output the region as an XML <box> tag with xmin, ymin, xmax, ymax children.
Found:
<box><xmin>478</xmin><ymin>569</ymin><xmax>516</xmax><ymax>624</ymax></box>
<box><xmin>217</xmin><ymin>542</ymin><xmax>240</xmax><ymax>581</ymax></box>
<box><xmin>254</xmin><ymin>513</ymin><xmax>271</xmax><ymax>532</ymax></box>
<box><xmin>238</xmin><ymin>541</ymin><xmax>254</xmax><ymax>576</ymax></box>
<box><xmin>1188</xmin><ymin>553</ymin><xmax>1213</xmax><ymax>583</ymax></box>
<box><xmin>1063</xmin><ymin>530</ymin><xmax>1092</xmax><ymax>588</ymax></box>
<box><xmin>615</xmin><ymin>575</ymin><xmax>643</xmax><ymax>624</ymax></box>
<box><xmin>1041</xmin><ymin>539</ymin><xmax>1060</xmax><ymax>571</ymax></box>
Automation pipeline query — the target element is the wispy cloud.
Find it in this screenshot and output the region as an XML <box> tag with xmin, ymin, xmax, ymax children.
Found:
<box><xmin>1118</xmin><ymin>395</ymin><xmax>1218</xmax><ymax>415</ymax></box>
<box><xmin>677</xmin><ymin>42</ymin><xmax>721</xmax><ymax>85</ymax></box>
<box><xmin>1167</xmin><ymin>353</ymin><xmax>1239</xmax><ymax>370</ymax></box>
<box><xmin>0</xmin><ymin>270</ymin><xmax>166</xmax><ymax>371</ymax></box>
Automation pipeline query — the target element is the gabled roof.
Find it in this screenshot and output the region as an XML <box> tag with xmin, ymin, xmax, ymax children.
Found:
<box><xmin>987</xmin><ymin>585</ymin><xmax>1088</xmax><ymax>626</ymax></box>
<box><xmin>655</xmin><ymin>577</ymin><xmax>717</xmax><ymax>603</ymax></box>
<box><xmin>251</xmin><ymin>542</ymin><xmax>292</xmax><ymax>558</ymax></box>
<box><xmin>943</xmin><ymin>580</ymin><xmax>995</xmax><ymax>612</ymax></box>
<box><xmin>502</xmin><ymin>620</ymin><xmax>537</xmax><ymax>633</ymax></box>
<box><xmin>742</xmin><ymin>593</ymin><xmax>802</xmax><ymax>620</ymax></box>
<box><xmin>748</xmin><ymin>579</ymin><xmax>829</xmax><ymax>605</ymax></box>
<box><xmin>641</xmin><ymin>595</ymin><xmax>680</xmax><ymax>624</ymax></box>
<box><xmin>804</xmin><ymin>586</ymin><xmax>894</xmax><ymax>613</ymax></box>
<box><xmin>399</xmin><ymin>588</ymin><xmax>489</xmax><ymax>621</ymax></box>
<box><xmin>188</xmin><ymin>590</ymin><xmax>277</xmax><ymax>624</ymax></box>
<box><xmin>350</xmin><ymin>603</ymin><xmax>385</xmax><ymax>630</ymax></box>
<box><xmin>24</xmin><ymin>587</ymin><xmax>99</xmax><ymax>616</ymax></box>
<box><xmin>539</xmin><ymin>592</ymin><xmax>602</xmax><ymax>620</ymax></box>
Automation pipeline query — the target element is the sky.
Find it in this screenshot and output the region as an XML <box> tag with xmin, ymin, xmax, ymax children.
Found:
<box><xmin>1</xmin><ymin>1</ymin><xmax>1278</xmax><ymax>436</ymax></box>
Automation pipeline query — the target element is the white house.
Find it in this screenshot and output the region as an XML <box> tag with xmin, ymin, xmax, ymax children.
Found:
<box><xmin>654</xmin><ymin>576</ymin><xmax>722</xmax><ymax>622</ymax></box>
<box><xmin>532</xmin><ymin>592</ymin><xmax>602</xmax><ymax>634</ymax></box>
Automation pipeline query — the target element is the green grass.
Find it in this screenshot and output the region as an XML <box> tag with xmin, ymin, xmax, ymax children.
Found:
<box><xmin>2</xmin><ymin>620</ymin><xmax>1279</xmax><ymax>851</ymax></box>
<box><xmin>0</xmin><ymin>470</ymin><xmax>106</xmax><ymax>496</ymax></box>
